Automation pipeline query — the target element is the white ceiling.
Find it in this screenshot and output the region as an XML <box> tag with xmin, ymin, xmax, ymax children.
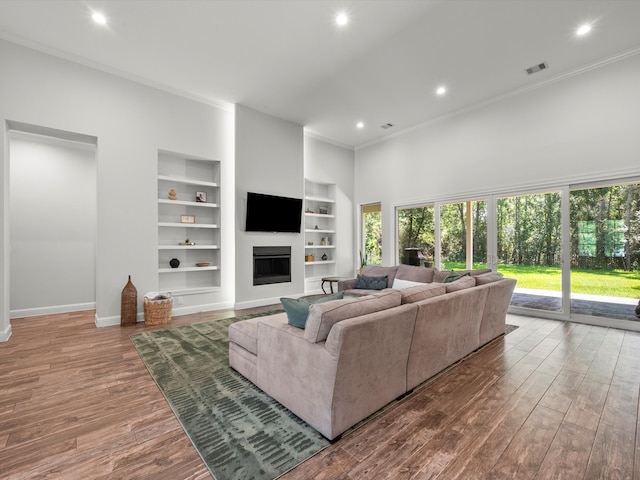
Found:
<box><xmin>1</xmin><ymin>0</ymin><xmax>640</xmax><ymax>149</ymax></box>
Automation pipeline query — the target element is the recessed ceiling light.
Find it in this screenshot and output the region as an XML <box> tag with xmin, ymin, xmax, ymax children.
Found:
<box><xmin>436</xmin><ymin>86</ymin><xmax>447</xmax><ymax>96</ymax></box>
<box><xmin>356</xmin><ymin>122</ymin><xmax>364</xmax><ymax>129</ymax></box>
<box><xmin>576</xmin><ymin>24</ymin><xmax>592</xmax><ymax>36</ymax></box>
<box><xmin>336</xmin><ymin>12</ymin><xmax>349</xmax><ymax>26</ymax></box>
<box><xmin>92</xmin><ymin>12</ymin><xmax>107</xmax><ymax>25</ymax></box>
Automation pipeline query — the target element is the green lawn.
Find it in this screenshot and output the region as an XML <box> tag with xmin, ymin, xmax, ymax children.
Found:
<box><xmin>442</xmin><ymin>262</ymin><xmax>640</xmax><ymax>298</ymax></box>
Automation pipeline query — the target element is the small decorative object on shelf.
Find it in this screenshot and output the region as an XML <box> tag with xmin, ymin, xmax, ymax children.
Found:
<box><xmin>168</xmin><ymin>189</ymin><xmax>177</xmax><ymax>200</ymax></box>
<box><xmin>322</xmin><ymin>253</ymin><xmax>328</xmax><ymax>261</ymax></box>
<box><xmin>196</xmin><ymin>191</ymin><xmax>207</xmax><ymax>203</ymax></box>
<box><xmin>179</xmin><ymin>239</ymin><xmax>196</xmax><ymax>246</ymax></box>
<box><xmin>307</xmin><ymin>241</ymin><xmax>314</xmax><ymax>245</ymax></box>
<box><xmin>120</xmin><ymin>275</ymin><xmax>137</xmax><ymax>326</ymax></box>
<box><xmin>305</xmin><ymin>208</ymin><xmax>314</xmax><ymax>213</ymax></box>
<box><xmin>318</xmin><ymin>206</ymin><xmax>329</xmax><ymax>215</ymax></box>
<box><xmin>196</xmin><ymin>262</ymin><xmax>210</xmax><ymax>267</ymax></box>
<box><xmin>314</xmin><ymin>225</ymin><xmax>319</xmax><ymax>230</ymax></box>
<box><xmin>305</xmin><ymin>254</ymin><xmax>315</xmax><ymax>262</ymax></box>
<box><xmin>321</xmin><ymin>237</ymin><xmax>328</xmax><ymax>245</ymax></box>
<box><xmin>169</xmin><ymin>258</ymin><xmax>180</xmax><ymax>268</ymax></box>
<box><xmin>180</xmin><ymin>214</ymin><xmax>195</xmax><ymax>224</ymax></box>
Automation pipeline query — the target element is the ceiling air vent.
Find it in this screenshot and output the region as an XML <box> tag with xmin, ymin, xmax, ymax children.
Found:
<box><xmin>381</xmin><ymin>123</ymin><xmax>394</xmax><ymax>129</ymax></box>
<box><xmin>525</xmin><ymin>62</ymin><xmax>549</xmax><ymax>75</ymax></box>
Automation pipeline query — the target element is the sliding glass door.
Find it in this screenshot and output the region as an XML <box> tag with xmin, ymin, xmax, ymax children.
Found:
<box><xmin>569</xmin><ymin>183</ymin><xmax>640</xmax><ymax>321</ymax></box>
<box><xmin>394</xmin><ymin>179</ymin><xmax>640</xmax><ymax>326</ymax></box>
<box><xmin>496</xmin><ymin>190</ymin><xmax>564</xmax><ymax>313</ymax></box>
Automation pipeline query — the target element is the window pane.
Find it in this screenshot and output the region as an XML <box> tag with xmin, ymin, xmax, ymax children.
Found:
<box><xmin>362</xmin><ymin>203</ymin><xmax>382</xmax><ymax>265</ymax></box>
<box><xmin>440</xmin><ymin>200</ymin><xmax>486</xmax><ymax>270</ymax></box>
<box><xmin>397</xmin><ymin>206</ymin><xmax>435</xmax><ymax>267</ymax></box>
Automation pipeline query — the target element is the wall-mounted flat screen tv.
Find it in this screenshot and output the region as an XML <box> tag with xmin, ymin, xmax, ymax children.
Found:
<box><xmin>245</xmin><ymin>192</ymin><xmax>303</xmax><ymax>233</ymax></box>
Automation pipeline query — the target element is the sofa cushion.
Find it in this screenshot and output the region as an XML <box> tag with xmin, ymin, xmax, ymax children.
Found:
<box><xmin>392</xmin><ymin>278</ymin><xmax>425</xmax><ymax>289</ymax></box>
<box><xmin>281</xmin><ymin>292</ymin><xmax>345</xmax><ymax>329</ymax></box>
<box><xmin>445</xmin><ymin>275</ymin><xmax>476</xmax><ymax>293</ymax></box>
<box><xmin>400</xmin><ymin>283</ymin><xmax>447</xmax><ymax>304</ymax></box>
<box><xmin>475</xmin><ymin>272</ymin><xmax>504</xmax><ymax>285</ymax></box>
<box><xmin>354</xmin><ymin>274</ymin><xmax>388</xmax><ymax>290</ymax></box>
<box><xmin>395</xmin><ymin>264</ymin><xmax>436</xmax><ymax>283</ymax></box>
<box><xmin>304</xmin><ymin>290</ymin><xmax>402</xmax><ymax>343</ymax></box>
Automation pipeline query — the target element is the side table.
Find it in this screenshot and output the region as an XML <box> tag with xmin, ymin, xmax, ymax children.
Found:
<box><xmin>321</xmin><ymin>276</ymin><xmax>347</xmax><ymax>294</ymax></box>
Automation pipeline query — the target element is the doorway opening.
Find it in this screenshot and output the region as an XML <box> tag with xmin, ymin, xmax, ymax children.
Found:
<box><xmin>8</xmin><ymin>122</ymin><xmax>97</xmax><ymax>319</ymax></box>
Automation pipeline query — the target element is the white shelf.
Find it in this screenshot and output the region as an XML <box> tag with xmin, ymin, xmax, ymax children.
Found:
<box><xmin>158</xmin><ymin>174</ymin><xmax>219</xmax><ymax>188</ymax></box>
<box><xmin>305</xmin><ymin>229</ymin><xmax>335</xmax><ymax>234</ymax></box>
<box><xmin>305</xmin><ymin>260</ymin><xmax>336</xmax><ymax>266</ymax></box>
<box><xmin>305</xmin><ymin>213</ymin><xmax>335</xmax><ymax>219</ymax></box>
<box><xmin>305</xmin><ymin>245</ymin><xmax>335</xmax><ymax>249</ymax></box>
<box><xmin>158</xmin><ymin>245</ymin><xmax>220</xmax><ymax>250</ymax></box>
<box><xmin>159</xmin><ymin>265</ymin><xmax>220</xmax><ymax>273</ymax></box>
<box><xmin>158</xmin><ymin>199</ymin><xmax>219</xmax><ymax>208</ymax></box>
<box><xmin>163</xmin><ymin>286</ymin><xmax>220</xmax><ymax>296</ymax></box>
<box><xmin>305</xmin><ymin>195</ymin><xmax>335</xmax><ymax>204</ymax></box>
<box><xmin>158</xmin><ymin>222</ymin><xmax>219</xmax><ymax>228</ymax></box>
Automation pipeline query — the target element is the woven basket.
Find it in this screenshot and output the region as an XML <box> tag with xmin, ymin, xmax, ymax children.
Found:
<box><xmin>144</xmin><ymin>294</ymin><xmax>172</xmax><ymax>325</ymax></box>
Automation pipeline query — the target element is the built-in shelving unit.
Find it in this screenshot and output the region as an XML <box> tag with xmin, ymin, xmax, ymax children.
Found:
<box><xmin>304</xmin><ymin>180</ymin><xmax>336</xmax><ymax>293</ymax></box>
<box><xmin>157</xmin><ymin>150</ymin><xmax>221</xmax><ymax>296</ymax></box>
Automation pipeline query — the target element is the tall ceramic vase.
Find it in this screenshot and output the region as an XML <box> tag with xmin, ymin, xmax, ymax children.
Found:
<box><xmin>120</xmin><ymin>275</ymin><xmax>138</xmax><ymax>326</ymax></box>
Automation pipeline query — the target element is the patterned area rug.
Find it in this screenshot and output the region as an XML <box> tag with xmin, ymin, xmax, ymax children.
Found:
<box><xmin>505</xmin><ymin>323</ymin><xmax>518</xmax><ymax>335</ymax></box>
<box><xmin>130</xmin><ymin>311</ymin><xmax>329</xmax><ymax>480</ymax></box>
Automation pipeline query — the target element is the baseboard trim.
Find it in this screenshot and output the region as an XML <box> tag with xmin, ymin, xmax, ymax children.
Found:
<box><xmin>0</xmin><ymin>323</ymin><xmax>12</xmax><ymax>342</ymax></box>
<box><xmin>234</xmin><ymin>296</ymin><xmax>295</xmax><ymax>310</ymax></box>
<box><xmin>10</xmin><ymin>302</ymin><xmax>96</xmax><ymax>319</ymax></box>
<box><xmin>94</xmin><ymin>301</ymin><xmax>234</xmax><ymax>327</ymax></box>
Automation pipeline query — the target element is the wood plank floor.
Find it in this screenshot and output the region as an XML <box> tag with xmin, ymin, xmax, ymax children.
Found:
<box><xmin>1</xmin><ymin>309</ymin><xmax>639</xmax><ymax>479</ymax></box>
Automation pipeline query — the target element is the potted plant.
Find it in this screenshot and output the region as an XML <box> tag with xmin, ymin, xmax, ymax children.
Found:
<box><xmin>359</xmin><ymin>250</ymin><xmax>369</xmax><ymax>274</ymax></box>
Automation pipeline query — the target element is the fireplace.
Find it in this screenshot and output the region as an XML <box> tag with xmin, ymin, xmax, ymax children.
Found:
<box><xmin>253</xmin><ymin>246</ymin><xmax>291</xmax><ymax>286</ymax></box>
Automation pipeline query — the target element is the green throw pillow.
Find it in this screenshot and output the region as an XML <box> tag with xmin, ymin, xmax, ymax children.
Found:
<box><xmin>353</xmin><ymin>274</ymin><xmax>388</xmax><ymax>290</ymax></box>
<box><xmin>281</xmin><ymin>291</ymin><xmax>344</xmax><ymax>329</ymax></box>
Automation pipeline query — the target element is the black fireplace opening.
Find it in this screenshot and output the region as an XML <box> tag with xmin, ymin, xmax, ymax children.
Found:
<box><xmin>253</xmin><ymin>246</ymin><xmax>291</xmax><ymax>286</ymax></box>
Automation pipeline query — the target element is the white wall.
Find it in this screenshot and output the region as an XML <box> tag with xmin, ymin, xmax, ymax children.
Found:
<box><xmin>9</xmin><ymin>132</ymin><xmax>96</xmax><ymax>316</ymax></box>
<box><xmin>304</xmin><ymin>135</ymin><xmax>355</xmax><ymax>277</ymax></box>
<box><xmin>234</xmin><ymin>105</ymin><xmax>304</xmax><ymax>308</ymax></box>
<box><xmin>355</xmin><ymin>53</ymin><xmax>640</xmax><ymax>266</ymax></box>
<box><xmin>0</xmin><ymin>39</ymin><xmax>234</xmax><ymax>334</ymax></box>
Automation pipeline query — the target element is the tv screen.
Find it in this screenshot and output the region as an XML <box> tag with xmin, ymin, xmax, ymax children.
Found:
<box><xmin>245</xmin><ymin>192</ymin><xmax>303</xmax><ymax>233</ymax></box>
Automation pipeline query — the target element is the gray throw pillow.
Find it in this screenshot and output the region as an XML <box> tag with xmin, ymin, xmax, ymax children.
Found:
<box><xmin>443</xmin><ymin>271</ymin><xmax>470</xmax><ymax>283</ymax></box>
<box><xmin>354</xmin><ymin>274</ymin><xmax>388</xmax><ymax>290</ymax></box>
<box><xmin>281</xmin><ymin>292</ymin><xmax>345</xmax><ymax>329</ymax></box>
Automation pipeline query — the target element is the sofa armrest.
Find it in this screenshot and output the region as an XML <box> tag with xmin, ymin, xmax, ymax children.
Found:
<box><xmin>338</xmin><ymin>278</ymin><xmax>357</xmax><ymax>291</ymax></box>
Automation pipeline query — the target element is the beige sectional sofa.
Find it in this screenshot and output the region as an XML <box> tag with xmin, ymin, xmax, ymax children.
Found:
<box><xmin>228</xmin><ymin>264</ymin><xmax>516</xmax><ymax>440</ymax></box>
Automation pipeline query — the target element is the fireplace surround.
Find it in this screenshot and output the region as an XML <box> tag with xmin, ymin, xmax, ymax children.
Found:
<box><xmin>253</xmin><ymin>246</ymin><xmax>291</xmax><ymax>285</ymax></box>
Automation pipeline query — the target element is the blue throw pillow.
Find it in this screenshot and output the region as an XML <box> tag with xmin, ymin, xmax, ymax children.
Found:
<box><xmin>281</xmin><ymin>291</ymin><xmax>344</xmax><ymax>329</ymax></box>
<box><xmin>354</xmin><ymin>274</ymin><xmax>388</xmax><ymax>290</ymax></box>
